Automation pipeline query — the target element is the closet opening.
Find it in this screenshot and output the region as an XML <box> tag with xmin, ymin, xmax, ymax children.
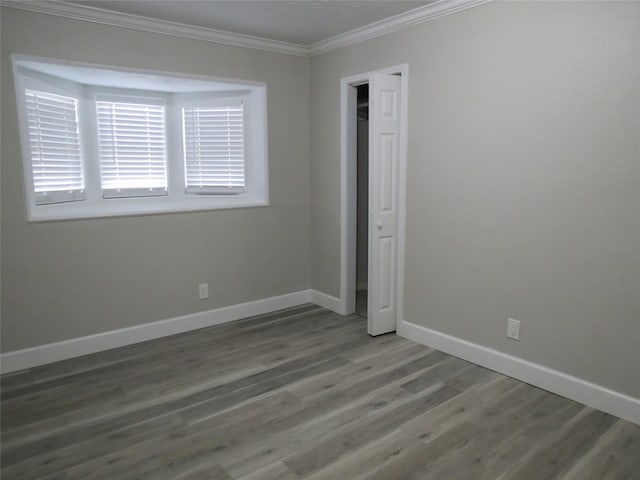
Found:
<box><xmin>355</xmin><ymin>84</ymin><xmax>369</xmax><ymax>318</ymax></box>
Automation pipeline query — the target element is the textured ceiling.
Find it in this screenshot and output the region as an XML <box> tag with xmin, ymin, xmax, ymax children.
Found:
<box><xmin>67</xmin><ymin>1</ymin><xmax>434</xmax><ymax>45</ymax></box>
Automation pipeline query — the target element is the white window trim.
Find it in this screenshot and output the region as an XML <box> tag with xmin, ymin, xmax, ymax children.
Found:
<box><xmin>12</xmin><ymin>55</ymin><xmax>269</xmax><ymax>222</ymax></box>
<box><xmin>17</xmin><ymin>73</ymin><xmax>86</xmax><ymax>208</ymax></box>
<box><xmin>181</xmin><ymin>95</ymin><xmax>246</xmax><ymax>195</ymax></box>
<box><xmin>94</xmin><ymin>92</ymin><xmax>169</xmax><ymax>198</ymax></box>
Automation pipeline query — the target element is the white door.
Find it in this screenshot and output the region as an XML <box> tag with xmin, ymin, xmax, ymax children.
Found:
<box><xmin>368</xmin><ymin>73</ymin><xmax>401</xmax><ymax>336</ymax></box>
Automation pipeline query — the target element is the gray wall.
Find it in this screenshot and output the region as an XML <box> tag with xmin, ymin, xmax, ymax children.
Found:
<box><xmin>310</xmin><ymin>1</ymin><xmax>640</xmax><ymax>397</ymax></box>
<box><xmin>1</xmin><ymin>8</ymin><xmax>311</xmax><ymax>351</ymax></box>
<box><xmin>2</xmin><ymin>2</ymin><xmax>639</xmax><ymax>400</ymax></box>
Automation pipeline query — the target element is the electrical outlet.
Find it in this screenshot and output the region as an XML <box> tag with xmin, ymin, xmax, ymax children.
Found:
<box><xmin>198</xmin><ymin>283</ymin><xmax>209</xmax><ymax>300</ymax></box>
<box><xmin>507</xmin><ymin>318</ymin><xmax>520</xmax><ymax>341</ymax></box>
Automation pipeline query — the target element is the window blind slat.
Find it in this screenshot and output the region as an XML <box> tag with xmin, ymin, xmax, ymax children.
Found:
<box><xmin>30</xmin><ymin>137</ymin><xmax>82</xmax><ymax>147</ymax></box>
<box><xmin>27</xmin><ymin>115</ymin><xmax>78</xmax><ymax>126</ymax></box>
<box><xmin>96</xmin><ymin>99</ymin><xmax>168</xmax><ymax>197</ymax></box>
<box><xmin>26</xmin><ymin>101</ymin><xmax>77</xmax><ymax>113</ymax></box>
<box><xmin>182</xmin><ymin>104</ymin><xmax>245</xmax><ymax>193</ymax></box>
<box><xmin>25</xmin><ymin>89</ymin><xmax>85</xmax><ymax>205</ymax></box>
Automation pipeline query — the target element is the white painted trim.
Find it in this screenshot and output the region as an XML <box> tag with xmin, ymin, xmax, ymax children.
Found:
<box><xmin>340</xmin><ymin>65</ymin><xmax>409</xmax><ymax>326</ymax></box>
<box><xmin>311</xmin><ymin>290</ymin><xmax>345</xmax><ymax>315</ymax></box>
<box><xmin>398</xmin><ymin>320</ymin><xmax>640</xmax><ymax>426</ymax></box>
<box><xmin>340</xmin><ymin>74</ymin><xmax>363</xmax><ymax>317</ymax></box>
<box><xmin>2</xmin><ymin>0</ymin><xmax>494</xmax><ymax>57</ymax></box>
<box><xmin>308</xmin><ymin>0</ymin><xmax>495</xmax><ymax>56</ymax></box>
<box><xmin>1</xmin><ymin>290</ymin><xmax>313</xmax><ymax>373</ymax></box>
<box><xmin>395</xmin><ymin>66</ymin><xmax>410</xmax><ymax>332</ymax></box>
<box><xmin>1</xmin><ymin>0</ymin><xmax>308</xmax><ymax>57</ymax></box>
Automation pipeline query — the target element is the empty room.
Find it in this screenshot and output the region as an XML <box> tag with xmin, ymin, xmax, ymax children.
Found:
<box><xmin>1</xmin><ymin>1</ymin><xmax>639</xmax><ymax>478</ymax></box>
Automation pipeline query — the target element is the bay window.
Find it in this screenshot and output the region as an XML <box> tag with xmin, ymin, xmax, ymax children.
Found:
<box><xmin>13</xmin><ymin>55</ymin><xmax>268</xmax><ymax>221</ymax></box>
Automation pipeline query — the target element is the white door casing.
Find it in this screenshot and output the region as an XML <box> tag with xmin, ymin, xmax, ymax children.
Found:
<box><xmin>368</xmin><ymin>73</ymin><xmax>401</xmax><ymax>336</ymax></box>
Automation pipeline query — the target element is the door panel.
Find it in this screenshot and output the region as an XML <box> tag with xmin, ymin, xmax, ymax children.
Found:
<box><xmin>377</xmin><ymin>236</ymin><xmax>394</xmax><ymax>311</ymax></box>
<box><xmin>379</xmin><ymin>134</ymin><xmax>395</xmax><ymax>212</ymax></box>
<box><xmin>368</xmin><ymin>73</ymin><xmax>401</xmax><ymax>336</ymax></box>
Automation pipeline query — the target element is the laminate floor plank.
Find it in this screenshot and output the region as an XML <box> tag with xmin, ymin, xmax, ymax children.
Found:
<box><xmin>363</xmin><ymin>420</ymin><xmax>486</xmax><ymax>480</ymax></box>
<box><xmin>220</xmin><ymin>384</ymin><xmax>421</xmax><ymax>477</ymax></box>
<box><xmin>416</xmin><ymin>400</ymin><xmax>575</xmax><ymax>480</ymax></box>
<box><xmin>400</xmin><ymin>356</ymin><xmax>472</xmax><ymax>394</ymax></box>
<box><xmin>122</xmin><ymin>319</ymin><xmax>363</xmax><ymax>400</ymax></box>
<box><xmin>2</xmin><ymin>414</ymin><xmax>187</xmax><ymax>480</ymax></box>
<box><xmin>1</xmin><ymin>305</ymin><xmax>324</xmax><ymax>396</ymax></box>
<box><xmin>304</xmin><ymin>378</ymin><xmax>513</xmax><ymax>480</ymax></box>
<box><xmin>282</xmin><ymin>384</ymin><xmax>461</xmax><ymax>478</ymax></box>
<box><xmin>502</xmin><ymin>408</ymin><xmax>620</xmax><ymax>480</ymax></box>
<box><xmin>561</xmin><ymin>420</ymin><xmax>640</xmax><ymax>480</ymax></box>
<box><xmin>44</xmin><ymin>321</ymin><xmax>363</xmax><ymax>435</ymax></box>
<box><xmin>3</xmin><ymin>323</ymin><xmax>362</xmax><ymax>445</ymax></box>
<box><xmin>1</xmin><ymin>309</ymin><xmax>343</xmax><ymax>432</ymax></box>
<box><xmin>173</xmin><ymin>463</ymin><xmax>232</xmax><ymax>480</ymax></box>
<box><xmin>53</xmin><ymin>391</ymin><xmax>303</xmax><ymax>480</ymax></box>
<box><xmin>288</xmin><ymin>342</ymin><xmax>427</xmax><ymax>400</ymax></box>
<box><xmin>2</xmin><ymin>307</ymin><xmax>342</xmax><ymax>404</ymax></box>
<box><xmin>212</xmin><ymin>351</ymin><xmax>449</xmax><ymax>477</ymax></box>
<box><xmin>2</xmin><ymin>306</ymin><xmax>638</xmax><ymax>480</ymax></box>
<box><xmin>440</xmin><ymin>362</ymin><xmax>498</xmax><ymax>391</ymax></box>
<box><xmin>236</xmin><ymin>462</ymin><xmax>300</xmax><ymax>480</ymax></box>
<box><xmin>1</xmin><ymin>333</ymin><xmax>364</xmax><ymax>451</ymax></box>
<box><xmin>3</xmin><ymin>354</ymin><xmax>347</xmax><ymax>474</ymax></box>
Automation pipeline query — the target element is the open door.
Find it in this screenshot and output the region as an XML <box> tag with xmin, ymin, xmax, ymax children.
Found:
<box><xmin>368</xmin><ymin>73</ymin><xmax>401</xmax><ymax>336</ymax></box>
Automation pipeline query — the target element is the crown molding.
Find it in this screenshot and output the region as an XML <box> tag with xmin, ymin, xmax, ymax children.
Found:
<box><xmin>2</xmin><ymin>0</ymin><xmax>494</xmax><ymax>58</ymax></box>
<box><xmin>1</xmin><ymin>0</ymin><xmax>309</xmax><ymax>57</ymax></box>
<box><xmin>308</xmin><ymin>0</ymin><xmax>495</xmax><ymax>56</ymax></box>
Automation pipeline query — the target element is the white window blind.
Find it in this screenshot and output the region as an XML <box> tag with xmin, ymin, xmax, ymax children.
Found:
<box><xmin>96</xmin><ymin>97</ymin><xmax>167</xmax><ymax>198</ymax></box>
<box><xmin>25</xmin><ymin>89</ymin><xmax>85</xmax><ymax>205</ymax></box>
<box><xmin>182</xmin><ymin>102</ymin><xmax>245</xmax><ymax>194</ymax></box>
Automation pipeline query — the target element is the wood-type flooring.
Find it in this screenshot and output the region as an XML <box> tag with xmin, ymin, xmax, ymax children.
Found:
<box><xmin>2</xmin><ymin>304</ymin><xmax>639</xmax><ymax>479</ymax></box>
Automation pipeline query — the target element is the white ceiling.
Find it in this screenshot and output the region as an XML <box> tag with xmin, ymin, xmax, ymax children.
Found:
<box><xmin>66</xmin><ymin>1</ymin><xmax>434</xmax><ymax>46</ymax></box>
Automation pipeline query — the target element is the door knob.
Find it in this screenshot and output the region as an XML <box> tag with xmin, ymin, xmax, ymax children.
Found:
<box><xmin>376</xmin><ymin>222</ymin><xmax>383</xmax><ymax>230</ymax></box>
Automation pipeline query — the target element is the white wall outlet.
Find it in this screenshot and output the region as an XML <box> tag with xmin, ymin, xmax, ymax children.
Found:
<box><xmin>198</xmin><ymin>283</ymin><xmax>209</xmax><ymax>300</ymax></box>
<box><xmin>507</xmin><ymin>318</ymin><xmax>520</xmax><ymax>341</ymax></box>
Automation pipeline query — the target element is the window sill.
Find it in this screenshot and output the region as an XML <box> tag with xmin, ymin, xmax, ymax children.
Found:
<box><xmin>26</xmin><ymin>196</ymin><xmax>269</xmax><ymax>222</ymax></box>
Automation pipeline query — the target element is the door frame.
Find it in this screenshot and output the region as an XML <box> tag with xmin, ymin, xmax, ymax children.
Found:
<box><xmin>339</xmin><ymin>64</ymin><xmax>409</xmax><ymax>327</ymax></box>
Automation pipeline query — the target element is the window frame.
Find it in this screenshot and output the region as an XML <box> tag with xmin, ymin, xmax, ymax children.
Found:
<box><xmin>181</xmin><ymin>95</ymin><xmax>247</xmax><ymax>195</ymax></box>
<box><xmin>17</xmin><ymin>73</ymin><xmax>87</xmax><ymax>207</ymax></box>
<box><xmin>12</xmin><ymin>55</ymin><xmax>269</xmax><ymax>222</ymax></box>
<box><xmin>94</xmin><ymin>92</ymin><xmax>169</xmax><ymax>198</ymax></box>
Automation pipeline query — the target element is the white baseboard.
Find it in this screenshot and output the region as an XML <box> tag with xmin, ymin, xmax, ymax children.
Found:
<box><xmin>310</xmin><ymin>290</ymin><xmax>345</xmax><ymax>314</ymax></box>
<box><xmin>1</xmin><ymin>290</ymin><xmax>313</xmax><ymax>374</ymax></box>
<box><xmin>398</xmin><ymin>319</ymin><xmax>640</xmax><ymax>426</ymax></box>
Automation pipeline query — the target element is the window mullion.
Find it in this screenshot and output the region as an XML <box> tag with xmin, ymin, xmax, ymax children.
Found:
<box><xmin>166</xmin><ymin>95</ymin><xmax>183</xmax><ymax>200</ymax></box>
<box><xmin>81</xmin><ymin>87</ymin><xmax>102</xmax><ymax>202</ymax></box>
